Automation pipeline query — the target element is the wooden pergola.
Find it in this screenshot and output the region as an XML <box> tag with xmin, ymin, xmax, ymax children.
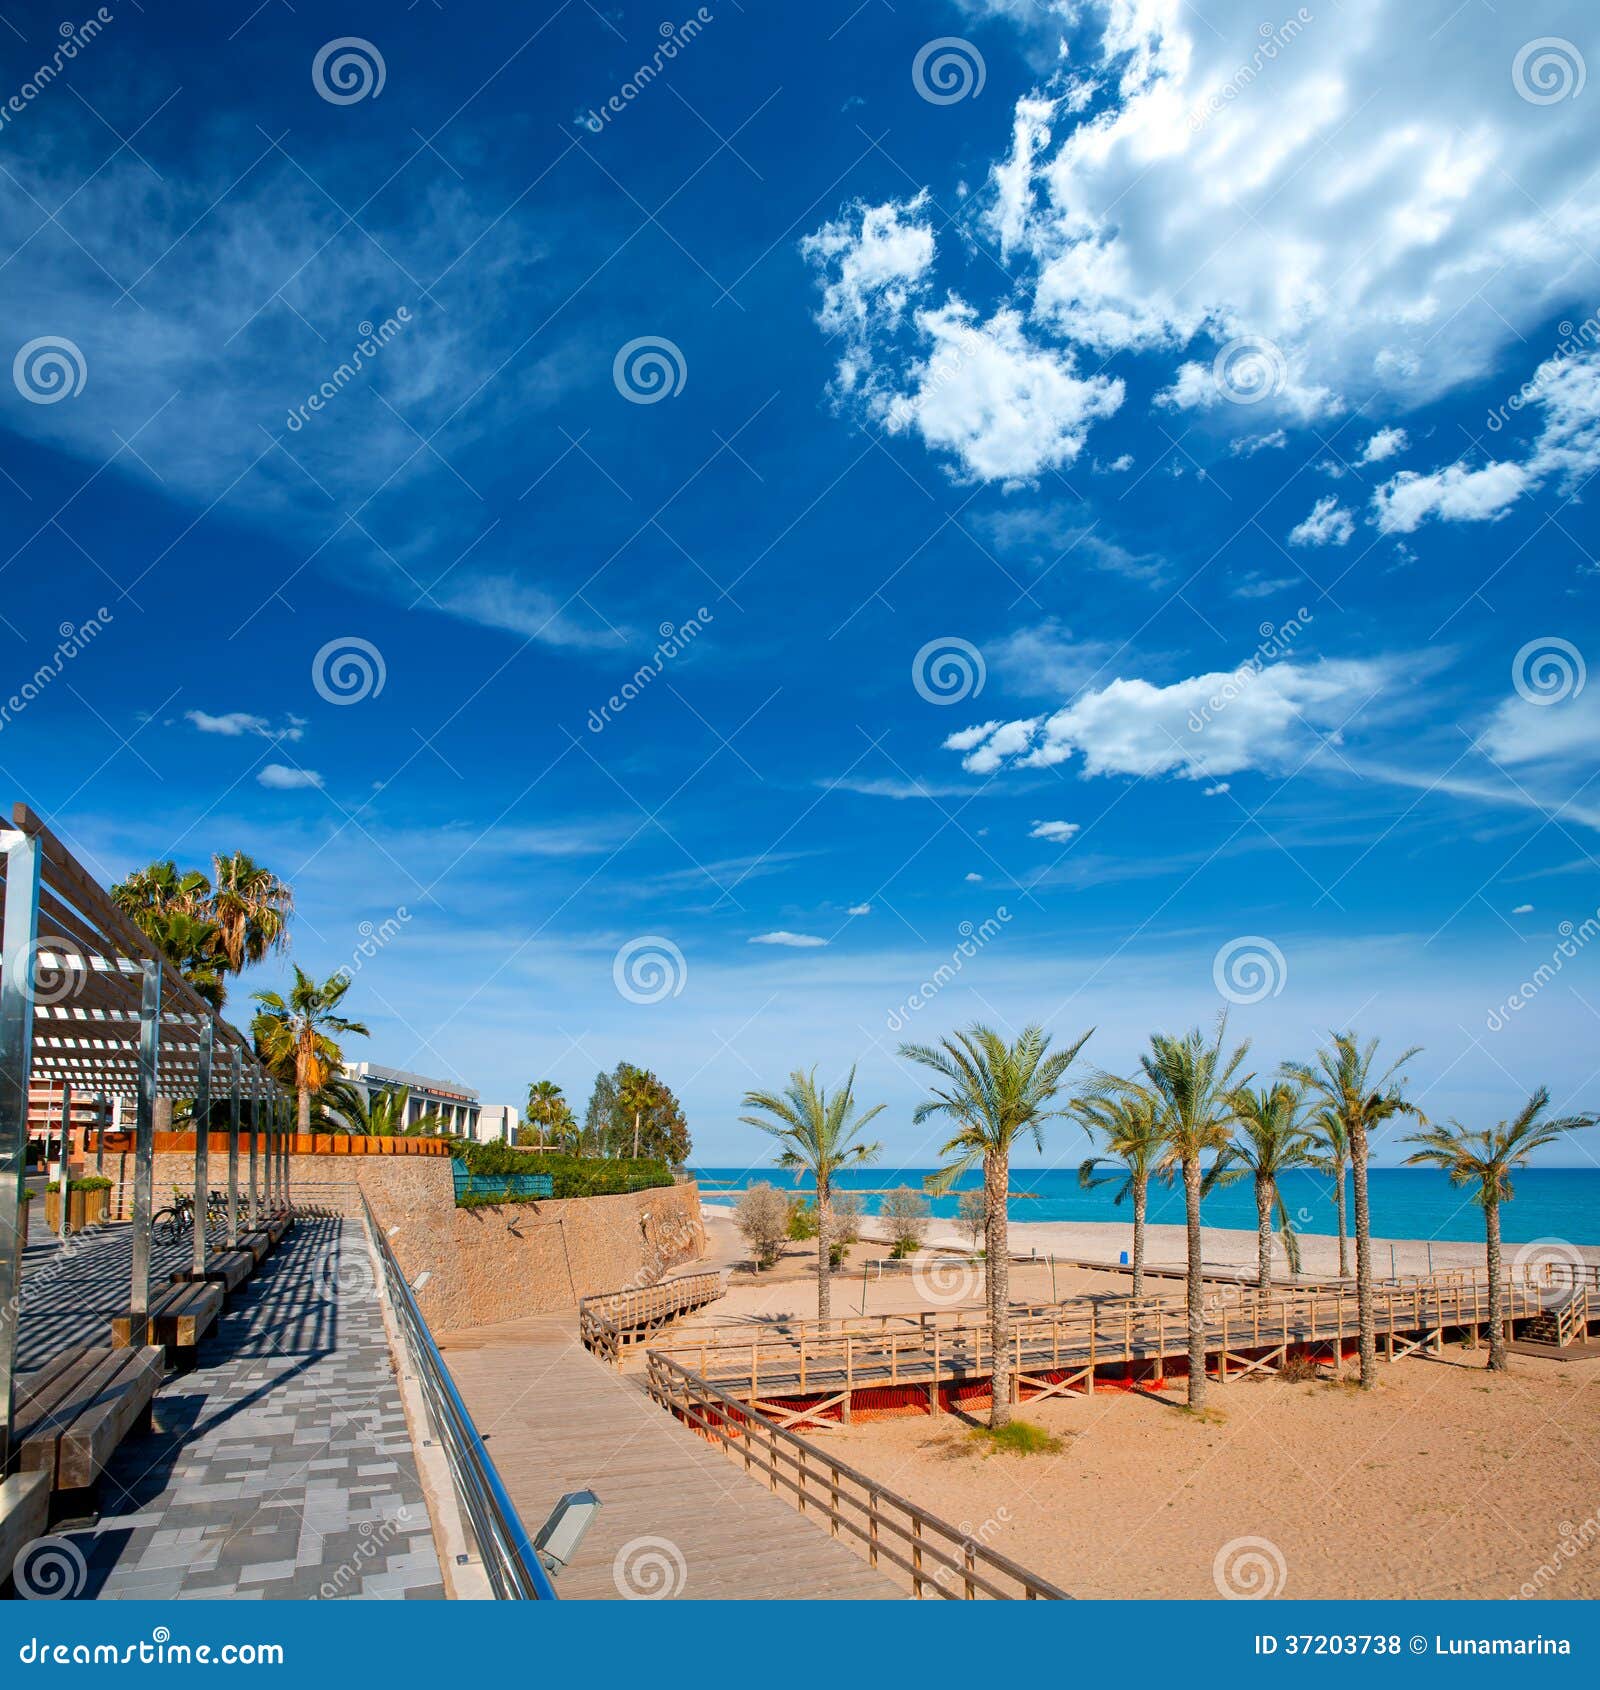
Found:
<box><xmin>0</xmin><ymin>802</ymin><xmax>289</xmax><ymax>1473</ymax></box>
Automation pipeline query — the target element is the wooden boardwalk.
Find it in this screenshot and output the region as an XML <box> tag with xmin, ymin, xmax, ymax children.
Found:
<box><xmin>437</xmin><ymin>1315</ymin><xmax>901</xmax><ymax>1600</ymax></box>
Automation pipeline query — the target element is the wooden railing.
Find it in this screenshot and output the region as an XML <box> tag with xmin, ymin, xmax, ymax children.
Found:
<box><xmin>645</xmin><ymin>1352</ymin><xmax>1066</xmax><ymax>1600</ymax></box>
<box><xmin>579</xmin><ymin>1271</ymin><xmax>725</xmax><ymax>1363</ymax></box>
<box><xmin>649</xmin><ymin>1273</ymin><xmax>1561</xmax><ymax>1400</ymax></box>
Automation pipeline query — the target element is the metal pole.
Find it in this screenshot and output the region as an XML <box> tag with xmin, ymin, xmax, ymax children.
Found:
<box><xmin>191</xmin><ymin>1017</ymin><xmax>214</xmax><ymax>1276</ymax></box>
<box><xmin>227</xmin><ymin>1046</ymin><xmax>241</xmax><ymax>1249</ymax></box>
<box><xmin>283</xmin><ymin>1088</ymin><xmax>292</xmax><ymax>1214</ymax></box>
<box><xmin>130</xmin><ymin>958</ymin><xmax>162</xmax><ymax>1344</ymax></box>
<box><xmin>0</xmin><ymin>827</ymin><xmax>42</xmax><ymax>1474</ymax></box>
<box><xmin>97</xmin><ymin>1094</ymin><xmax>110</xmax><ymax>1173</ymax></box>
<box><xmin>248</xmin><ymin>1071</ymin><xmax>260</xmax><ymax>1227</ymax></box>
<box><xmin>57</xmin><ymin>1081</ymin><xmax>73</xmax><ymax>1242</ymax></box>
<box><xmin>263</xmin><ymin>1090</ymin><xmax>275</xmax><ymax>1213</ymax></box>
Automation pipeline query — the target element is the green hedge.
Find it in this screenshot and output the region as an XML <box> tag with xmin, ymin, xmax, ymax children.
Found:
<box><xmin>45</xmin><ymin>1176</ymin><xmax>114</xmax><ymax>1194</ymax></box>
<box><xmin>449</xmin><ymin>1139</ymin><xmax>673</xmax><ymax>1198</ymax></box>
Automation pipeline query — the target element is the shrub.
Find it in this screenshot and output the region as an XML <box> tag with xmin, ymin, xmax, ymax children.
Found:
<box><xmin>451</xmin><ymin>1139</ymin><xmax>672</xmax><ymax>1198</ymax></box>
<box><xmin>957</xmin><ymin>1188</ymin><xmax>986</xmax><ymax>1250</ymax></box>
<box><xmin>787</xmin><ymin>1197</ymin><xmax>819</xmax><ymax>1241</ymax></box>
<box><xmin>825</xmin><ymin>1191</ymin><xmax>863</xmax><ymax>1269</ymax></box>
<box><xmin>967</xmin><ymin>1420</ymin><xmax>1062</xmax><ymax>1457</ymax></box>
<box><xmin>881</xmin><ymin>1186</ymin><xmax>929</xmax><ymax>1258</ymax></box>
<box><xmin>734</xmin><ymin>1182</ymin><xmax>790</xmax><ymax>1269</ymax></box>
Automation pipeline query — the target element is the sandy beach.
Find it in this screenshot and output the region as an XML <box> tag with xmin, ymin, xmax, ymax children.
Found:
<box><xmin>672</xmin><ymin>1208</ymin><xmax>1600</xmax><ymax>1600</ymax></box>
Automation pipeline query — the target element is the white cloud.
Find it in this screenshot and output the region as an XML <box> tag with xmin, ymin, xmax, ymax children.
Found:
<box><xmin>978</xmin><ymin>507</ymin><xmax>1164</xmax><ymax>583</ymax></box>
<box><xmin>1203</xmin><ymin>782</ymin><xmax>1231</xmax><ymax>797</ymax></box>
<box><xmin>1231</xmin><ymin>573</ymin><xmax>1297</xmax><ymax>600</ymax></box>
<box><xmin>1289</xmin><ymin>495</ymin><xmax>1355</xmax><ymax>547</ymax></box>
<box><xmin>964</xmin><ymin>872</ymin><xmax>983</xmax><ymax>883</ymax></box>
<box><xmin>880</xmin><ymin>302</ymin><xmax>1124</xmax><ymax>482</ymax></box>
<box><xmin>1029</xmin><ymin>819</ymin><xmax>1080</xmax><ymax>842</ymax></box>
<box><xmin>847</xmin><ymin>903</ymin><xmax>872</xmax><ymax>916</ymax></box>
<box><xmin>748</xmin><ymin>931</ymin><xmax>828</xmax><ymax>948</ymax></box>
<box><xmin>989</xmin><ymin>621</ymin><xmax>1121</xmax><ymax>699</ymax></box>
<box><xmin>1356</xmin><ymin>427</ymin><xmax>1410</xmax><ymax>465</ymax></box>
<box><xmin>1230</xmin><ymin>430</ymin><xmax>1287</xmax><ymax>458</ymax></box>
<box><xmin>1512</xmin><ymin>903</ymin><xmax>1533</xmax><ymax>915</ymax></box>
<box><xmin>257</xmin><ymin>764</ymin><xmax>324</xmax><ymax>791</ymax></box>
<box><xmin>799</xmin><ymin>194</ymin><xmax>935</xmax><ymax>351</ymax></box>
<box><xmin>824</xmin><ymin>775</ymin><xmax>985</xmax><ymax>800</ymax></box>
<box><xmin>1372</xmin><ymin>349</ymin><xmax>1600</xmax><ymax>532</ymax></box>
<box><xmin>186</xmin><ymin>710</ymin><xmax>304</xmax><ymax>742</ymax></box>
<box><xmin>1477</xmin><ymin>690</ymin><xmax>1599</xmax><ymax>767</ymax></box>
<box><xmin>948</xmin><ymin>658</ymin><xmax>1390</xmax><ymax>782</ymax></box>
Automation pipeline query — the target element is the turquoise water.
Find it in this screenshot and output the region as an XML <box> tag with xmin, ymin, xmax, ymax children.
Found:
<box><xmin>689</xmin><ymin>1165</ymin><xmax>1600</xmax><ymax>1247</ymax></box>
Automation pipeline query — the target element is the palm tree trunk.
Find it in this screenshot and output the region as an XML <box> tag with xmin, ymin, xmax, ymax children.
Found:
<box><xmin>816</xmin><ymin>1177</ymin><xmax>832</xmax><ymax>1324</ymax></box>
<box><xmin>1256</xmin><ymin>1175</ymin><xmax>1273</xmax><ymax>1294</ymax></box>
<box><xmin>1351</xmin><ymin>1122</ymin><xmax>1376</xmax><ymax>1388</ymax></box>
<box><xmin>632</xmin><ymin>1110</ymin><xmax>641</xmax><ymax>1159</ymax></box>
<box><xmin>1334</xmin><ymin>1156</ymin><xmax>1349</xmax><ymax>1278</ymax></box>
<box><xmin>1184</xmin><ymin>1154</ymin><xmax>1206</xmax><ymax>1410</ymax></box>
<box><xmin>987</xmin><ymin>1152</ymin><xmax>1012</xmax><ymax>1429</ymax></box>
<box><xmin>1131</xmin><ymin>1171</ymin><xmax>1148</xmax><ymax>1300</ymax></box>
<box><xmin>1485</xmin><ymin>1197</ymin><xmax>1506</xmax><ymax>1373</ymax></box>
<box><xmin>297</xmin><ymin>1085</ymin><xmax>311</xmax><ymax>1136</ymax></box>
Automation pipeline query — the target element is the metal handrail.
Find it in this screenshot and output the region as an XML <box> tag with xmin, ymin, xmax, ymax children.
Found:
<box><xmin>359</xmin><ymin>1192</ymin><xmax>555</xmax><ymax>1600</ymax></box>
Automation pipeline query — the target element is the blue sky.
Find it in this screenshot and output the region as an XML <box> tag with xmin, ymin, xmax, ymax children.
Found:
<box><xmin>1</xmin><ymin>0</ymin><xmax>1597</xmax><ymax>1166</ymax></box>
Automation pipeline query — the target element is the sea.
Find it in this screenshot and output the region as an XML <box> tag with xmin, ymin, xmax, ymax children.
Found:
<box><xmin>688</xmin><ymin>1165</ymin><xmax>1600</xmax><ymax>1248</ymax></box>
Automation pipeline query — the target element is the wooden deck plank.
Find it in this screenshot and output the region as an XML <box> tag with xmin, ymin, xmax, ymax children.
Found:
<box><xmin>438</xmin><ymin>1315</ymin><xmax>901</xmax><ymax>1602</ymax></box>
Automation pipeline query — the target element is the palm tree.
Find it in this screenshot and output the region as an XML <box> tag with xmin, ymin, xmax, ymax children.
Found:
<box><xmin>1285</xmin><ymin>1034</ymin><xmax>1424</xmax><ymax>1389</ymax></box>
<box><xmin>315</xmin><ymin>1076</ymin><xmax>414</xmax><ymax>1136</ymax></box>
<box><xmin>1403</xmin><ymin>1090</ymin><xmax>1594</xmax><ymax>1371</ymax></box>
<box><xmin>112</xmin><ymin>862</ymin><xmax>224</xmax><ymax>1001</ymax></box>
<box><xmin>525</xmin><ymin>1080</ymin><xmax>566</xmax><ymax>1148</ymax></box>
<box><xmin>1209</xmin><ymin>1083</ymin><xmax>1318</xmax><ymax>1293</ymax></box>
<box><xmin>619</xmin><ymin>1067</ymin><xmax>661</xmax><ymax>1160</ymax></box>
<box><xmin>210</xmin><ymin>851</ymin><xmax>293</xmax><ymax>973</ymax></box>
<box><xmin>1073</xmin><ymin>1087</ymin><xmax>1167</xmax><ymax>1299</ymax></box>
<box><xmin>740</xmin><ymin>1067</ymin><xmax>884</xmax><ymax>1321</ymax></box>
<box><xmin>903</xmin><ymin>1024</ymin><xmax>1092</xmax><ymax>1429</ymax></box>
<box><xmin>1309</xmin><ymin>1105</ymin><xmax>1353</xmax><ymax>1277</ymax></box>
<box><xmin>251</xmin><ymin>967</ymin><xmax>370</xmax><ymax>1134</ymax></box>
<box><xmin>1139</xmin><ymin>1018</ymin><xmax>1250</xmax><ymax>1411</ymax></box>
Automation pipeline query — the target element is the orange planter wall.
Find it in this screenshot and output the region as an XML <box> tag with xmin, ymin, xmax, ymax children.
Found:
<box><xmin>96</xmin><ymin>1131</ymin><xmax>451</xmax><ymax>1157</ymax></box>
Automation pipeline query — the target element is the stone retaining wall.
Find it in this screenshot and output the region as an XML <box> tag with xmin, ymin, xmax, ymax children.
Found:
<box><xmin>103</xmin><ymin>1151</ymin><xmax>707</xmax><ymax>1331</ymax></box>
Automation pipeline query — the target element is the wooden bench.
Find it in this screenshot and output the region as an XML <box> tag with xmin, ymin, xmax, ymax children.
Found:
<box><xmin>110</xmin><ymin>1280</ymin><xmax>223</xmax><ymax>1365</ymax></box>
<box><xmin>0</xmin><ymin>1471</ymin><xmax>51</xmax><ymax>1589</ymax></box>
<box><xmin>13</xmin><ymin>1345</ymin><xmax>162</xmax><ymax>1504</ymax></box>
<box><xmin>265</xmin><ymin>1212</ymin><xmax>292</xmax><ymax>1244</ymax></box>
<box><xmin>170</xmin><ymin>1248</ymin><xmax>254</xmax><ymax>1295</ymax></box>
<box><xmin>237</xmin><ymin>1229</ymin><xmax>273</xmax><ymax>1264</ymax></box>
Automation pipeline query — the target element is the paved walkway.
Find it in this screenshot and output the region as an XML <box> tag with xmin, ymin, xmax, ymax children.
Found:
<box><xmin>438</xmin><ymin>1314</ymin><xmax>901</xmax><ymax>1601</ymax></box>
<box><xmin>16</xmin><ymin>1218</ymin><xmax>444</xmax><ymax>1600</ymax></box>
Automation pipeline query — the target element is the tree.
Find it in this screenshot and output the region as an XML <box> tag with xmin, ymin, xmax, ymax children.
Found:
<box><xmin>1403</xmin><ymin>1090</ymin><xmax>1594</xmax><ymax>1372</ymax></box>
<box><xmin>881</xmin><ymin>1186</ymin><xmax>929</xmax><ymax>1258</ymax></box>
<box><xmin>1285</xmin><ymin>1034</ymin><xmax>1424</xmax><ymax>1389</ymax></box>
<box><xmin>740</xmin><ymin>1067</ymin><xmax>883</xmax><ymax>1321</ymax></box>
<box><xmin>315</xmin><ymin>1077</ymin><xmax>434</xmax><ymax>1137</ymax></box>
<box><xmin>903</xmin><ymin>1024</ymin><xmax>1092</xmax><ymax>1429</ymax></box>
<box><xmin>209</xmin><ymin>851</ymin><xmax>293</xmax><ymax>973</ymax></box>
<box><xmin>733</xmin><ymin>1182</ymin><xmax>790</xmax><ymax>1270</ymax></box>
<box><xmin>1138</xmin><ymin>1017</ymin><xmax>1250</xmax><ymax>1411</ymax></box>
<box><xmin>1074</xmin><ymin>1087</ymin><xmax>1167</xmax><ymax>1299</ymax></box>
<box><xmin>1209</xmin><ymin>1083</ymin><xmax>1318</xmax><ymax>1293</ymax></box>
<box><xmin>525</xmin><ymin>1080</ymin><xmax>566</xmax><ymax>1148</ymax></box>
<box><xmin>1309</xmin><ymin>1105</ymin><xmax>1353</xmax><ymax>1278</ymax></box>
<box><xmin>583</xmin><ymin>1070</ymin><xmax>618</xmax><ymax>1155</ymax></box>
<box><xmin>251</xmin><ymin>967</ymin><xmax>370</xmax><ymax>1134</ymax></box>
<box><xmin>619</xmin><ymin>1066</ymin><xmax>660</xmax><ymax>1159</ymax></box>
<box><xmin>579</xmin><ymin>1063</ymin><xmax>691</xmax><ymax>1161</ymax></box>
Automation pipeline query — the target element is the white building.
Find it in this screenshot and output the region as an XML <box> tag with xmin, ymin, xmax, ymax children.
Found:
<box><xmin>341</xmin><ymin>1061</ymin><xmax>480</xmax><ymax>1138</ymax></box>
<box><xmin>476</xmin><ymin>1104</ymin><xmax>520</xmax><ymax>1144</ymax></box>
